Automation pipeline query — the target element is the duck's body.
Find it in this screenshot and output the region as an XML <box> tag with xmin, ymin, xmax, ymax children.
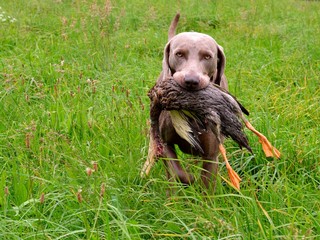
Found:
<box><xmin>143</xmin><ymin>78</ymin><xmax>280</xmax><ymax>189</ymax></box>
<box><xmin>154</xmin><ymin>79</ymin><xmax>252</xmax><ymax>154</ymax></box>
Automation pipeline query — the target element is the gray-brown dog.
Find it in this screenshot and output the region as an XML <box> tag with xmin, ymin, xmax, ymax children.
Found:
<box><xmin>143</xmin><ymin>13</ymin><xmax>229</xmax><ymax>190</ymax></box>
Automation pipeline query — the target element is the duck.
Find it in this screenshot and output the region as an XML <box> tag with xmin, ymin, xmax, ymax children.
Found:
<box><xmin>143</xmin><ymin>78</ymin><xmax>281</xmax><ymax>189</ymax></box>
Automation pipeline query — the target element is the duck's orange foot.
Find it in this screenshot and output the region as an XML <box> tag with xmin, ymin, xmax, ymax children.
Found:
<box><xmin>244</xmin><ymin>121</ymin><xmax>281</xmax><ymax>159</ymax></box>
<box><xmin>226</xmin><ymin>165</ymin><xmax>242</xmax><ymax>190</ymax></box>
<box><xmin>219</xmin><ymin>144</ymin><xmax>242</xmax><ymax>190</ymax></box>
<box><xmin>258</xmin><ymin>134</ymin><xmax>281</xmax><ymax>159</ymax></box>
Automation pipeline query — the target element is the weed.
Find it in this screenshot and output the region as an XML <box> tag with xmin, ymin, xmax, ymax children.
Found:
<box><xmin>0</xmin><ymin>0</ymin><xmax>319</xmax><ymax>239</ymax></box>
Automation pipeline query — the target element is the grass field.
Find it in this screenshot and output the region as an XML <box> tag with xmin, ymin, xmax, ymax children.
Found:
<box><xmin>0</xmin><ymin>0</ymin><xmax>319</xmax><ymax>239</ymax></box>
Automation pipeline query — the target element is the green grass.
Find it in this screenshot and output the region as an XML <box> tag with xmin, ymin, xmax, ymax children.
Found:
<box><xmin>0</xmin><ymin>0</ymin><xmax>319</xmax><ymax>239</ymax></box>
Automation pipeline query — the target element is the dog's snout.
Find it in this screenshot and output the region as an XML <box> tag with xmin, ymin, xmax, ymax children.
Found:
<box><xmin>184</xmin><ymin>74</ymin><xmax>199</xmax><ymax>90</ymax></box>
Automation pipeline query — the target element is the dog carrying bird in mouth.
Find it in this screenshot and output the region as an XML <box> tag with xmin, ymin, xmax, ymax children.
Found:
<box><xmin>141</xmin><ymin>13</ymin><xmax>281</xmax><ymax>191</ymax></box>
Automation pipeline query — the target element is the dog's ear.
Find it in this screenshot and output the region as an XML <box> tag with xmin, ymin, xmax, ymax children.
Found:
<box><xmin>214</xmin><ymin>44</ymin><xmax>226</xmax><ymax>86</ymax></box>
<box><xmin>162</xmin><ymin>42</ymin><xmax>172</xmax><ymax>80</ymax></box>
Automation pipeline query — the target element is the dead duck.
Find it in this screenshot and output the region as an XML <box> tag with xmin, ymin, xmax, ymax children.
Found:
<box><xmin>142</xmin><ymin>78</ymin><xmax>281</xmax><ymax>190</ymax></box>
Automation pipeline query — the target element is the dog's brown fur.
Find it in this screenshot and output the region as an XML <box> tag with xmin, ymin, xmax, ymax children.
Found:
<box><xmin>154</xmin><ymin>14</ymin><xmax>229</xmax><ymax>191</ymax></box>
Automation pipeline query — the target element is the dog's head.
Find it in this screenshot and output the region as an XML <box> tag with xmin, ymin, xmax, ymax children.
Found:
<box><xmin>162</xmin><ymin>32</ymin><xmax>226</xmax><ymax>91</ymax></box>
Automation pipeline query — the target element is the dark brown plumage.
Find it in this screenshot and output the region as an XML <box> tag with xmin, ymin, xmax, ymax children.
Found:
<box><xmin>143</xmin><ymin>77</ymin><xmax>281</xmax><ymax>189</ymax></box>
<box><xmin>149</xmin><ymin>78</ymin><xmax>252</xmax><ymax>154</ymax></box>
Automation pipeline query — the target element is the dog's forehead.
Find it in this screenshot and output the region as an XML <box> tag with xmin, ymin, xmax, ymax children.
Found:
<box><xmin>170</xmin><ymin>32</ymin><xmax>218</xmax><ymax>50</ymax></box>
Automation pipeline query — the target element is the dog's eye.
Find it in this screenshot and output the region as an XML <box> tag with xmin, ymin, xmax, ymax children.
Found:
<box><xmin>175</xmin><ymin>52</ymin><xmax>184</xmax><ymax>58</ymax></box>
<box><xmin>204</xmin><ymin>54</ymin><xmax>212</xmax><ymax>60</ymax></box>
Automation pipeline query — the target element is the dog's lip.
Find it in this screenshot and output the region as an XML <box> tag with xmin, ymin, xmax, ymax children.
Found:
<box><xmin>175</xmin><ymin>80</ymin><xmax>207</xmax><ymax>92</ymax></box>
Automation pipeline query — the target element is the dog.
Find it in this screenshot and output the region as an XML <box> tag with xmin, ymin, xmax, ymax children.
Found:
<box><xmin>151</xmin><ymin>13</ymin><xmax>229</xmax><ymax>191</ymax></box>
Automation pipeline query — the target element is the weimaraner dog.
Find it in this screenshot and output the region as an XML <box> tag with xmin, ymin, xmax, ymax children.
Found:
<box><xmin>148</xmin><ymin>13</ymin><xmax>229</xmax><ymax>191</ymax></box>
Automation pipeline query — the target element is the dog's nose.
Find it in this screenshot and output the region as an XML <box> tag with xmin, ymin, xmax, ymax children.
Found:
<box><xmin>184</xmin><ymin>74</ymin><xmax>199</xmax><ymax>90</ymax></box>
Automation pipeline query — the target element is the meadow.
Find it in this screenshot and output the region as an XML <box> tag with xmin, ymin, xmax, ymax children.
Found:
<box><xmin>0</xmin><ymin>0</ymin><xmax>319</xmax><ymax>239</ymax></box>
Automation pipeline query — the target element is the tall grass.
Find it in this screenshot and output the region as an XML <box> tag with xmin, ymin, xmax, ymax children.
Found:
<box><xmin>0</xmin><ymin>0</ymin><xmax>319</xmax><ymax>239</ymax></box>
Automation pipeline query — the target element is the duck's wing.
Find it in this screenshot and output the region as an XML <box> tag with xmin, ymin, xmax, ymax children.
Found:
<box><xmin>170</xmin><ymin>110</ymin><xmax>204</xmax><ymax>154</ymax></box>
<box><xmin>212</xmin><ymin>83</ymin><xmax>249</xmax><ymax>116</ymax></box>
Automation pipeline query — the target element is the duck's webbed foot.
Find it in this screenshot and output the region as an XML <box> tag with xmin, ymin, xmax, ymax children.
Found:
<box><xmin>219</xmin><ymin>144</ymin><xmax>241</xmax><ymax>190</ymax></box>
<box><xmin>244</xmin><ymin>121</ymin><xmax>281</xmax><ymax>159</ymax></box>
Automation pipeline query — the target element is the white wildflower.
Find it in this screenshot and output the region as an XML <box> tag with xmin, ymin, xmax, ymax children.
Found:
<box><xmin>0</xmin><ymin>7</ymin><xmax>17</xmax><ymax>23</ymax></box>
